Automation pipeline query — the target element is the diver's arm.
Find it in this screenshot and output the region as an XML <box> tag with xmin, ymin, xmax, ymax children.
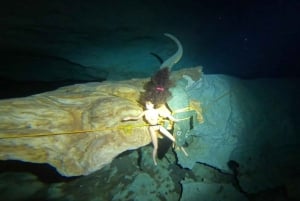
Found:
<box><xmin>122</xmin><ymin>111</ymin><xmax>145</xmax><ymax>121</ymax></box>
<box><xmin>166</xmin><ymin>114</ymin><xmax>179</xmax><ymax>122</ymax></box>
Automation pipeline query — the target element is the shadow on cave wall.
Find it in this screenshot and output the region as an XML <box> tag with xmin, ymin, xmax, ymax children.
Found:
<box><xmin>0</xmin><ymin>50</ymin><xmax>107</xmax><ymax>99</ymax></box>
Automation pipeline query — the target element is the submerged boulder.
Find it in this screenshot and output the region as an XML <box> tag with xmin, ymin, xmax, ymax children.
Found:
<box><xmin>0</xmin><ymin>80</ymin><xmax>148</xmax><ymax>176</ymax></box>
<box><xmin>176</xmin><ymin>74</ymin><xmax>300</xmax><ymax>193</ymax></box>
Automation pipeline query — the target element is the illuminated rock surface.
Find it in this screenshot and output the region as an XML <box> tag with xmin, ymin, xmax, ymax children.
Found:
<box><xmin>0</xmin><ymin>80</ymin><xmax>147</xmax><ymax>176</ymax></box>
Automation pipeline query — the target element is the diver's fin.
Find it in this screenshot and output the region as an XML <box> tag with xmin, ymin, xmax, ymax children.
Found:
<box><xmin>160</xmin><ymin>33</ymin><xmax>183</xmax><ymax>70</ymax></box>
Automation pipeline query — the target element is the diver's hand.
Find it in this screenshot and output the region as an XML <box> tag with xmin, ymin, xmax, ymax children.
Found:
<box><xmin>173</xmin><ymin>118</ymin><xmax>180</xmax><ymax>122</ymax></box>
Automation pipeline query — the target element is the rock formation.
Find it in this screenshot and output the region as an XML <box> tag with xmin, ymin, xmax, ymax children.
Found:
<box><xmin>175</xmin><ymin>74</ymin><xmax>300</xmax><ymax>194</ymax></box>
<box><xmin>0</xmin><ymin>67</ymin><xmax>202</xmax><ymax>176</ymax></box>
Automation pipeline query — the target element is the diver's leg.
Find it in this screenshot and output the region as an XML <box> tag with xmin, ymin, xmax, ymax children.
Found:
<box><xmin>159</xmin><ymin>126</ymin><xmax>175</xmax><ymax>142</ymax></box>
<box><xmin>149</xmin><ymin>126</ymin><xmax>158</xmax><ymax>166</ymax></box>
<box><xmin>159</xmin><ymin>126</ymin><xmax>189</xmax><ymax>156</ymax></box>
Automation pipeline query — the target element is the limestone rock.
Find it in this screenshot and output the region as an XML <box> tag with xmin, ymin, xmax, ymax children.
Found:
<box><xmin>0</xmin><ymin>67</ymin><xmax>202</xmax><ymax>176</ymax></box>
<box><xmin>0</xmin><ymin>172</ymin><xmax>46</xmax><ymax>201</ymax></box>
<box><xmin>0</xmin><ymin>80</ymin><xmax>149</xmax><ymax>176</ymax></box>
<box><xmin>180</xmin><ymin>182</ymin><xmax>248</xmax><ymax>201</ymax></box>
<box><xmin>176</xmin><ymin>74</ymin><xmax>300</xmax><ymax>193</ymax></box>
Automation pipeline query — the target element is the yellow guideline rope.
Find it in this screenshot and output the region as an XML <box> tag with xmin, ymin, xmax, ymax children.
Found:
<box><xmin>0</xmin><ymin>107</ymin><xmax>196</xmax><ymax>140</ymax></box>
<box><xmin>176</xmin><ymin>117</ymin><xmax>192</xmax><ymax>121</ymax></box>
<box><xmin>172</xmin><ymin>107</ymin><xmax>195</xmax><ymax>122</ymax></box>
<box><xmin>172</xmin><ymin>107</ymin><xmax>192</xmax><ymax>114</ymax></box>
<box><xmin>0</xmin><ymin>123</ymin><xmax>149</xmax><ymax>139</ymax></box>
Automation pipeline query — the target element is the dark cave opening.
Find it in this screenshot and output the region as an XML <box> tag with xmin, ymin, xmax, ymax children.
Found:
<box><xmin>0</xmin><ymin>160</ymin><xmax>79</xmax><ymax>183</ymax></box>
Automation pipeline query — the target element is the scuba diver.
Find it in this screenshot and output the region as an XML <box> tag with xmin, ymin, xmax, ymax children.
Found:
<box><xmin>123</xmin><ymin>67</ymin><xmax>188</xmax><ymax>165</ymax></box>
